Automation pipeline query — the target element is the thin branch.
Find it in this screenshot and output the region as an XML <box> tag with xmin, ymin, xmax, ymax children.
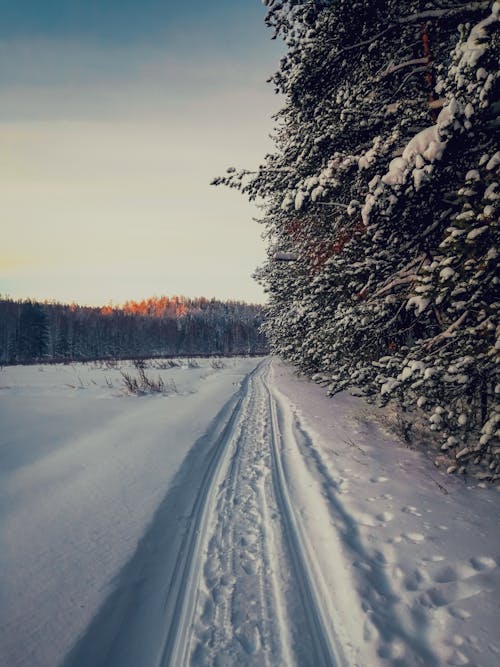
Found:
<box><xmin>368</xmin><ymin>254</ymin><xmax>427</xmax><ymax>301</ymax></box>
<box><xmin>341</xmin><ymin>108</ymin><xmax>388</xmax><ymax>119</ymax></box>
<box><xmin>391</xmin><ymin>66</ymin><xmax>430</xmax><ymax>99</ymax></box>
<box><xmin>313</xmin><ymin>202</ymin><xmax>349</xmax><ymax>208</ymax></box>
<box><xmin>382</xmin><ymin>57</ymin><xmax>430</xmax><ymax>77</ymax></box>
<box><xmin>369</xmin><ymin>274</ymin><xmax>419</xmax><ymax>300</ymax></box>
<box><xmin>273</xmin><ymin>252</ymin><xmax>299</xmax><ymax>262</ymax></box>
<box><xmin>328</xmin><ymin>2</ymin><xmax>489</xmax><ymax>67</ymax></box>
<box><xmin>398</xmin><ymin>3</ymin><xmax>489</xmax><ymax>25</ymax></box>
<box><xmin>424</xmin><ymin>310</ymin><xmax>469</xmax><ymax>349</ymax></box>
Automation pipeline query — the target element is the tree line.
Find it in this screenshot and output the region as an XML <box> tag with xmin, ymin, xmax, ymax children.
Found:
<box><xmin>0</xmin><ymin>296</ymin><xmax>268</xmax><ymax>363</ymax></box>
<box><xmin>216</xmin><ymin>1</ymin><xmax>499</xmax><ymax>478</ymax></box>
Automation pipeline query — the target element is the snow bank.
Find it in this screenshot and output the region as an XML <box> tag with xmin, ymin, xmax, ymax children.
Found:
<box><xmin>271</xmin><ymin>360</ymin><xmax>500</xmax><ymax>667</ymax></box>
<box><xmin>0</xmin><ymin>358</ymin><xmax>261</xmax><ymax>667</ymax></box>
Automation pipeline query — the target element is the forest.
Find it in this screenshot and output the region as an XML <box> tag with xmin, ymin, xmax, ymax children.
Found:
<box><xmin>215</xmin><ymin>0</ymin><xmax>499</xmax><ymax>478</ymax></box>
<box><xmin>0</xmin><ymin>296</ymin><xmax>268</xmax><ymax>363</ymax></box>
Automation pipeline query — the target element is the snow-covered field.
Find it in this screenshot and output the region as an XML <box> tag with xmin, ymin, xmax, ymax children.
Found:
<box><xmin>1</xmin><ymin>358</ymin><xmax>499</xmax><ymax>667</ymax></box>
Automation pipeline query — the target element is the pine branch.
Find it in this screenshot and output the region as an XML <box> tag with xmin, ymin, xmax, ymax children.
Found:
<box><xmin>327</xmin><ymin>2</ymin><xmax>490</xmax><ymax>67</ymax></box>
<box><xmin>424</xmin><ymin>310</ymin><xmax>470</xmax><ymax>349</ymax></box>
<box><xmin>382</xmin><ymin>57</ymin><xmax>430</xmax><ymax>78</ymax></box>
<box><xmin>368</xmin><ymin>255</ymin><xmax>427</xmax><ymax>301</ymax></box>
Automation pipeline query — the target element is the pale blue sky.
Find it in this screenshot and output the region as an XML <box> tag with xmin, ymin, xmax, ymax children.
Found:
<box><xmin>0</xmin><ymin>1</ymin><xmax>282</xmax><ymax>305</ymax></box>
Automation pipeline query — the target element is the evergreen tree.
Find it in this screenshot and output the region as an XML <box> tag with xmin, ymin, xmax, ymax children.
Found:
<box><xmin>215</xmin><ymin>0</ymin><xmax>499</xmax><ymax>478</ymax></box>
<box><xmin>18</xmin><ymin>302</ymin><xmax>49</xmax><ymax>361</ymax></box>
<box><xmin>0</xmin><ymin>297</ymin><xmax>268</xmax><ymax>363</ymax></box>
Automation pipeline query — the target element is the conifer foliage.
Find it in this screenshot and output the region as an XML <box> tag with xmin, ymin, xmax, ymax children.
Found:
<box><xmin>0</xmin><ymin>297</ymin><xmax>268</xmax><ymax>363</ymax></box>
<box><xmin>215</xmin><ymin>1</ymin><xmax>499</xmax><ymax>478</ymax></box>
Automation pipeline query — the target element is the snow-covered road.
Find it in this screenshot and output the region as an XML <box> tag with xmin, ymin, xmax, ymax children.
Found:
<box><xmin>170</xmin><ymin>359</ymin><xmax>344</xmax><ymax>667</ymax></box>
<box><xmin>1</xmin><ymin>358</ymin><xmax>499</xmax><ymax>667</ymax></box>
<box><xmin>64</xmin><ymin>359</ymin><xmax>345</xmax><ymax>667</ymax></box>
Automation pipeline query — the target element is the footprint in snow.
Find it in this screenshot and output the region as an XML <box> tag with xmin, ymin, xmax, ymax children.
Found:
<box><xmin>377</xmin><ymin>640</ymin><xmax>406</xmax><ymax>660</ymax></box>
<box><xmin>355</xmin><ymin>513</ymin><xmax>379</xmax><ymax>527</ymax></box>
<box><xmin>422</xmin><ymin>555</ymin><xmax>446</xmax><ymax>563</ymax></box>
<box><xmin>235</xmin><ymin>623</ymin><xmax>260</xmax><ymax>655</ymax></box>
<box><xmin>446</xmin><ymin>647</ymin><xmax>470</xmax><ymax>666</ymax></box>
<box><xmin>432</xmin><ymin>565</ymin><xmax>459</xmax><ymax>584</ymax></box>
<box><xmin>404</xmin><ymin>569</ymin><xmax>425</xmax><ymax>591</ymax></box>
<box><xmin>241</xmin><ymin>559</ymin><xmax>258</xmax><ymax>576</ymax></box>
<box><xmin>470</xmin><ymin>556</ymin><xmax>496</xmax><ymax>571</ymax></box>
<box><xmin>402</xmin><ymin>532</ymin><xmax>426</xmax><ymax>544</ymax></box>
<box><xmin>429</xmin><ymin>561</ymin><xmax>477</xmax><ymax>583</ymax></box>
<box><xmin>448</xmin><ymin>606</ymin><xmax>472</xmax><ymax>620</ymax></box>
<box><xmin>401</xmin><ymin>505</ymin><xmax>422</xmax><ymax>517</ymax></box>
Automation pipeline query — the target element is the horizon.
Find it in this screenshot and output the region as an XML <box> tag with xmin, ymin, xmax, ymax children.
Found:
<box><xmin>1</xmin><ymin>1</ymin><xmax>282</xmax><ymax>306</ymax></box>
<box><xmin>0</xmin><ymin>291</ymin><xmax>266</xmax><ymax>309</ymax></box>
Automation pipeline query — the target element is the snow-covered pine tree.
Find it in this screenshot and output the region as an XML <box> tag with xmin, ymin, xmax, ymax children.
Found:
<box><xmin>214</xmin><ymin>0</ymin><xmax>499</xmax><ymax>478</ymax></box>
<box><xmin>366</xmin><ymin>4</ymin><xmax>500</xmax><ymax>475</ymax></box>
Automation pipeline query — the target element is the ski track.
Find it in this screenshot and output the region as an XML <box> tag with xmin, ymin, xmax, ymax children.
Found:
<box><xmin>171</xmin><ymin>358</ymin><xmax>345</xmax><ymax>666</ymax></box>
<box><xmin>264</xmin><ymin>371</ymin><xmax>344</xmax><ymax>667</ymax></box>
<box><xmin>170</xmin><ymin>357</ymin><xmax>448</xmax><ymax>667</ymax></box>
<box><xmin>269</xmin><ymin>382</ymin><xmax>439</xmax><ymax>667</ymax></box>
<box><xmin>159</xmin><ymin>364</ymin><xmax>261</xmax><ymax>666</ymax></box>
<box><xmin>62</xmin><ymin>357</ymin><xmax>486</xmax><ymax>667</ymax></box>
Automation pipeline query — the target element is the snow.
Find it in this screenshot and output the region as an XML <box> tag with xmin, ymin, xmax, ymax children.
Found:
<box><xmin>413</xmin><ymin>167</ymin><xmax>429</xmax><ymax>191</ymax></box>
<box><xmin>294</xmin><ymin>189</ymin><xmax>306</xmax><ymax>211</ymax></box>
<box><xmin>466</xmin><ymin>226</ymin><xmax>488</xmax><ymax>241</ymax></box>
<box><xmin>465</xmin><ymin>169</ymin><xmax>480</xmax><ymax>181</ymax></box>
<box><xmin>486</xmin><ymin>152</ymin><xmax>500</xmax><ymax>171</ymax></box>
<box><xmin>281</xmin><ymin>191</ymin><xmax>295</xmax><ymax>211</ymax></box>
<box><xmin>402</xmin><ymin>124</ymin><xmax>446</xmax><ymax>164</ymax></box>
<box><xmin>358</xmin><ymin>137</ymin><xmax>381</xmax><ymax>171</ymax></box>
<box><xmin>484</xmin><ymin>182</ymin><xmax>499</xmax><ymax>200</ymax></box>
<box><xmin>375</xmin><ymin>103</ymin><xmax>460</xmax><ymax>214</ymax></box>
<box><xmin>440</xmin><ymin>267</ymin><xmax>456</xmax><ymax>281</ymax></box>
<box><xmin>1</xmin><ymin>358</ymin><xmax>499</xmax><ymax>667</ymax></box>
<box><xmin>457</xmin><ymin>3</ymin><xmax>499</xmax><ymax>69</ymax></box>
<box><xmin>268</xmin><ymin>361</ymin><xmax>500</xmax><ymax>667</ymax></box>
<box><xmin>382</xmin><ymin>157</ymin><xmax>407</xmax><ymax>186</ymax></box>
<box><xmin>311</xmin><ymin>184</ymin><xmax>324</xmax><ymax>202</ymax></box>
<box><xmin>398</xmin><ymin>360</ymin><xmax>426</xmax><ymax>382</ymax></box>
<box><xmin>0</xmin><ymin>358</ymin><xmax>261</xmax><ymax>667</ymax></box>
<box><xmin>406</xmin><ymin>294</ymin><xmax>431</xmax><ymax>315</ymax></box>
<box><xmin>464</xmin><ymin>103</ymin><xmax>475</xmax><ymax>120</ymax></box>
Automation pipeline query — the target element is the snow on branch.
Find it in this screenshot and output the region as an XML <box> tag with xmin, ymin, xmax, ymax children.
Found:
<box><xmin>368</xmin><ymin>255</ymin><xmax>426</xmax><ymax>301</ymax></box>
<box><xmin>382</xmin><ymin>57</ymin><xmax>430</xmax><ymax>78</ymax></box>
<box><xmin>398</xmin><ymin>2</ymin><xmax>490</xmax><ymax>25</ymax></box>
<box><xmin>328</xmin><ymin>2</ymin><xmax>490</xmax><ymax>67</ymax></box>
<box><xmin>424</xmin><ymin>310</ymin><xmax>469</xmax><ymax>349</ymax></box>
<box><xmin>370</xmin><ymin>275</ymin><xmax>418</xmax><ymax>300</ymax></box>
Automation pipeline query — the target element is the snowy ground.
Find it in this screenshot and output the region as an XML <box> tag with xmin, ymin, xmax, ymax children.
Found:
<box><xmin>0</xmin><ymin>358</ymin><xmax>499</xmax><ymax>667</ymax></box>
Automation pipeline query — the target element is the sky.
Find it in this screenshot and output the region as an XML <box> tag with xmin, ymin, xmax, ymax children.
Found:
<box><xmin>0</xmin><ymin>1</ymin><xmax>283</xmax><ymax>305</ymax></box>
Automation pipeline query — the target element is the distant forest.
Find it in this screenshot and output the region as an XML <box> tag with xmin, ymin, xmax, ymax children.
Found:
<box><xmin>0</xmin><ymin>296</ymin><xmax>268</xmax><ymax>364</ymax></box>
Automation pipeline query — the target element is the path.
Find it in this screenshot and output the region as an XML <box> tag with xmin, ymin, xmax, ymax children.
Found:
<box><xmin>64</xmin><ymin>358</ymin><xmax>500</xmax><ymax>667</ymax></box>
